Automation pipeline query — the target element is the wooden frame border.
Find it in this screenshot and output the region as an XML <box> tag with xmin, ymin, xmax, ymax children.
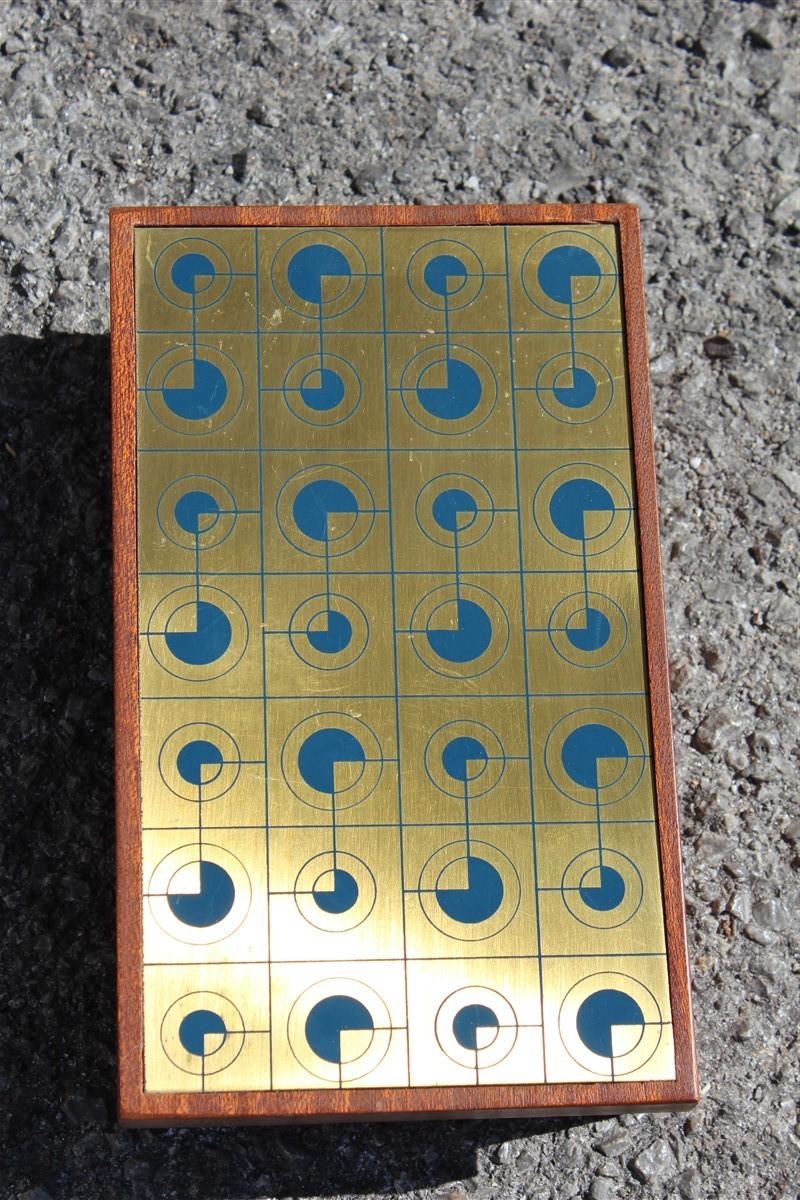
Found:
<box><xmin>111</xmin><ymin>203</ymin><xmax>698</xmax><ymax>1125</ymax></box>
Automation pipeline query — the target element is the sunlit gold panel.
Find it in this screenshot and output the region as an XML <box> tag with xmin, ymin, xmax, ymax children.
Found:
<box><xmin>134</xmin><ymin>223</ymin><xmax>674</xmax><ymax>1096</ymax></box>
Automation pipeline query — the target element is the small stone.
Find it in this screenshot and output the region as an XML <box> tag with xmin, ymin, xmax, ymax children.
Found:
<box><xmin>464</xmin><ymin>175</ymin><xmax>480</xmax><ymax>192</ymax></box>
<box><xmin>752</xmin><ymin>898</ymin><xmax>790</xmax><ymax>932</ymax></box>
<box><xmin>692</xmin><ymin>709</ymin><xmax>731</xmax><ymax>753</ymax></box>
<box><xmin>477</xmin><ymin>0</ymin><xmax>509</xmax><ymax>20</ymax></box>
<box><xmin>493</xmin><ymin>1139</ymin><xmax>518</xmax><ymax>1165</ymax></box>
<box><xmin>746</xmin><ymin>20</ymin><xmax>782</xmax><ymax>50</ymax></box>
<box><xmin>31</xmin><ymin>92</ymin><xmax>55</xmax><ymax>119</ymax></box>
<box><xmin>703</xmin><ymin>335</ymin><xmax>736</xmax><ymax>360</ymax></box>
<box><xmin>743</xmin><ymin>922</ymin><xmax>773</xmax><ymax>946</ymax></box>
<box><xmin>596</xmin><ymin>1130</ymin><xmax>632</xmax><ymax>1157</ymax></box>
<box><xmin>585</xmin><ymin>100</ymin><xmax>624</xmax><ymax>124</ymax></box>
<box><xmin>677</xmin><ymin>1166</ymin><xmax>703</xmax><ymax>1199</ymax></box>
<box><xmin>602</xmin><ymin>45</ymin><xmax>634</xmax><ymax>69</ymax></box>
<box><xmin>590</xmin><ymin>1178</ymin><xmax>616</xmax><ymax>1200</ymax></box>
<box><xmin>770</xmin><ymin>187</ymin><xmax>800</xmax><ymax>226</ymax></box>
<box><xmin>630</xmin><ymin>1138</ymin><xmax>674</xmax><ymax>1183</ymax></box>
<box><xmin>500</xmin><ymin>177</ymin><xmax>530</xmax><ymax>204</ymax></box>
<box><xmin>724</xmin><ymin>134</ymin><xmax>763</xmax><ymax>170</ymax></box>
<box><xmin>650</xmin><ymin>351</ymin><xmax>676</xmax><ymax>378</ymax></box>
<box><xmin>695</xmin><ymin>831</ymin><xmax>730</xmax><ymax>865</ymax></box>
<box><xmin>782</xmin><ymin>819</ymin><xmax>800</xmax><ymax>846</ymax></box>
<box><xmin>20</xmin><ymin>1190</ymin><xmax>53</xmax><ymax>1200</ymax></box>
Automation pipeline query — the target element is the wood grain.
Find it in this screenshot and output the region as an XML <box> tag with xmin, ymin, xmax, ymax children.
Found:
<box><xmin>111</xmin><ymin>203</ymin><xmax>698</xmax><ymax>1125</ymax></box>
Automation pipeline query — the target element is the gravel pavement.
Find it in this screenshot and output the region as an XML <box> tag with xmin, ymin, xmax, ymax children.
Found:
<box><xmin>1</xmin><ymin>2</ymin><xmax>798</xmax><ymax>1199</ymax></box>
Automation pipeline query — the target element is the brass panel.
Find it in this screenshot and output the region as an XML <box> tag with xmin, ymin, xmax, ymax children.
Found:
<box><xmin>134</xmin><ymin>224</ymin><xmax>674</xmax><ymax>1094</ymax></box>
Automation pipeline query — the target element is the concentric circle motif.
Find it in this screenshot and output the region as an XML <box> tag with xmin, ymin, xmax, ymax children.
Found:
<box><xmin>418</xmin><ymin>839</ymin><xmax>520</xmax><ymax>941</ymax></box>
<box><xmin>547</xmin><ymin>590</ymin><xmax>628</xmax><ymax>669</ymax></box>
<box><xmin>415</xmin><ymin>473</ymin><xmax>495</xmax><ymax>549</ymax></box>
<box><xmin>160</xmin><ymin>990</ymin><xmax>245</xmax><ymax>1077</ymax></box>
<box><xmin>535</xmin><ymin>351</ymin><xmax>615</xmax><ymax>425</ymax></box>
<box><xmin>276</xmin><ymin>464</ymin><xmax>376</xmax><ymax>559</ymax></box>
<box><xmin>143</xmin><ymin>343</ymin><xmax>244</xmax><ymax>436</ymax></box>
<box><xmin>424</xmin><ymin>719</ymin><xmax>505</xmax><ymax>800</ymax></box>
<box><xmin>288</xmin><ymin>592</ymin><xmax>369</xmax><ymax>671</ymax></box>
<box><xmin>558</xmin><ymin>972</ymin><xmax>664</xmax><ymax>1078</ymax></box>
<box><xmin>521</xmin><ymin>231</ymin><xmax>618</xmax><ymax>320</ymax></box>
<box><xmin>435</xmin><ymin>986</ymin><xmax>518</xmax><ymax>1070</ymax></box>
<box><xmin>287</xmin><ymin>978</ymin><xmax>393</xmax><ymax>1083</ymax></box>
<box><xmin>409</xmin><ymin>583</ymin><xmax>509</xmax><ymax>679</ymax></box>
<box><xmin>282</xmin><ymin>352</ymin><xmax>362</xmax><ymax>427</ymax></box>
<box><xmin>154</xmin><ymin>237</ymin><xmax>234</xmax><ymax>311</ymax></box>
<box><xmin>270</xmin><ymin>230</ymin><xmax>368</xmax><ymax>319</ymax></box>
<box><xmin>544</xmin><ymin>707</ymin><xmax>646</xmax><ymax>807</ymax></box>
<box><xmin>147</xmin><ymin>843</ymin><xmax>251</xmax><ymax>946</ymax></box>
<box><xmin>400</xmin><ymin>342</ymin><xmax>497</xmax><ymax>436</ymax></box>
<box><xmin>156</xmin><ymin>474</ymin><xmax>238</xmax><ymax>552</ymax></box>
<box><xmin>145</xmin><ymin>584</ymin><xmax>249</xmax><ymax>682</ymax></box>
<box><xmin>560</xmin><ymin>848</ymin><xmax>644</xmax><ymax>929</ymax></box>
<box><xmin>158</xmin><ymin>721</ymin><xmax>241</xmax><ymax>803</ymax></box>
<box><xmin>280</xmin><ymin>711</ymin><xmax>383</xmax><ymax>811</ymax></box>
<box><xmin>532</xmin><ymin>463</ymin><xmax>632</xmax><ymax>558</ymax></box>
<box><xmin>293</xmin><ymin>851</ymin><xmax>377</xmax><ymax>933</ymax></box>
<box><xmin>406</xmin><ymin>238</ymin><xmax>485</xmax><ymax>311</ymax></box>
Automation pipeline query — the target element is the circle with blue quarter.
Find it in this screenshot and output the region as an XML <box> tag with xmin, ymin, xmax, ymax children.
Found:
<box><xmin>157</xmin><ymin>474</ymin><xmax>239</xmax><ymax>552</ymax></box>
<box><xmin>532</xmin><ymin>463</ymin><xmax>632</xmax><ymax>559</ymax></box>
<box><xmin>406</xmin><ymin>238</ymin><xmax>485</xmax><ymax>311</ymax></box>
<box><xmin>418</xmin><ymin>839</ymin><xmax>520</xmax><ymax>941</ymax></box>
<box><xmin>282</xmin><ymin>352</ymin><xmax>362</xmax><ymax>427</ymax></box>
<box><xmin>520</xmin><ymin>230</ymin><xmax>618</xmax><ymax>320</ymax></box>
<box><xmin>147</xmin><ymin>842</ymin><xmax>252</xmax><ymax>946</ymax></box>
<box><xmin>409</xmin><ymin>583</ymin><xmax>510</xmax><ymax>679</ymax></box>
<box><xmin>153</xmin><ymin>236</ymin><xmax>233</xmax><ymax>310</ymax></box>
<box><xmin>534</xmin><ymin>351</ymin><xmax>615</xmax><ymax>425</ymax></box>
<box><xmin>158</xmin><ymin>722</ymin><xmax>241</xmax><ymax>802</ymax></box>
<box><xmin>547</xmin><ymin>590</ymin><xmax>628</xmax><ymax>669</ymax></box>
<box><xmin>281</xmin><ymin>711</ymin><xmax>383</xmax><ymax>811</ymax></box>
<box><xmin>146</xmin><ymin>584</ymin><xmax>249</xmax><ymax>682</ymax></box>
<box><xmin>399</xmin><ymin>342</ymin><xmax>498</xmax><ymax>437</ymax></box>
<box><xmin>287</xmin><ymin>978</ymin><xmax>393</xmax><ymax>1083</ymax></box>
<box><xmin>276</xmin><ymin>464</ymin><xmax>376</xmax><ymax>559</ymax></box>
<box><xmin>288</xmin><ymin>591</ymin><xmax>370</xmax><ymax>671</ymax></box>
<box><xmin>270</xmin><ymin>230</ymin><xmax>368</xmax><ymax>319</ymax></box>
<box><xmin>415</xmin><ymin>472</ymin><xmax>495</xmax><ymax>549</ymax></box>
<box><xmin>424</xmin><ymin>719</ymin><xmax>505</xmax><ymax>799</ymax></box>
<box><xmin>560</xmin><ymin>847</ymin><xmax>644</xmax><ymax>929</ymax></box>
<box><xmin>293</xmin><ymin>850</ymin><xmax>377</xmax><ymax>933</ymax></box>
<box><xmin>544</xmin><ymin>707</ymin><xmax>646</xmax><ymax>807</ymax></box>
<box><xmin>143</xmin><ymin>343</ymin><xmax>244</xmax><ymax>435</ymax></box>
<box><xmin>557</xmin><ymin>971</ymin><xmax>664</xmax><ymax>1077</ymax></box>
<box><xmin>160</xmin><ymin>990</ymin><xmax>245</xmax><ymax>1076</ymax></box>
<box><xmin>435</xmin><ymin>985</ymin><xmax>519</xmax><ymax>1070</ymax></box>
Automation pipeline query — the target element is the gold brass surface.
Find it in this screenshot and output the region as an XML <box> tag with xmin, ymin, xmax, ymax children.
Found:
<box><xmin>134</xmin><ymin>224</ymin><xmax>674</xmax><ymax>1093</ymax></box>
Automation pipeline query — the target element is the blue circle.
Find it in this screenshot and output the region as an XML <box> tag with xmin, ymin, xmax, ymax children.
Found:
<box><xmin>313</xmin><ymin>868</ymin><xmax>359</xmax><ymax>914</ymax></box>
<box><xmin>162</xmin><ymin>356</ymin><xmax>228</xmax><ymax>421</ymax></box>
<box><xmin>174</xmin><ymin>490</ymin><xmax>220</xmax><ymax>535</ymax></box>
<box><xmin>553</xmin><ymin>365</ymin><xmax>597</xmax><ymax>409</ymax></box>
<box><xmin>297</xmin><ymin>728</ymin><xmax>366</xmax><ymax>795</ymax></box>
<box><xmin>165</xmin><ymin>601</ymin><xmax>232</xmax><ymax>665</ymax></box>
<box><xmin>179</xmin><ymin>1009</ymin><xmax>226</xmax><ymax>1057</ymax></box>
<box><xmin>436</xmin><ymin>855</ymin><xmax>504</xmax><ymax>924</ymax></box>
<box><xmin>287</xmin><ymin>244</ymin><xmax>351</xmax><ymax>305</ymax></box>
<box><xmin>432</xmin><ymin>487</ymin><xmax>478</xmax><ymax>532</ymax></box>
<box><xmin>566</xmin><ymin>606</ymin><xmax>612</xmax><ymax>652</ymax></box>
<box><xmin>305</xmin><ymin>995</ymin><xmax>373</xmax><ymax>1063</ymax></box>
<box><xmin>426</xmin><ymin>598</ymin><xmax>492</xmax><ymax>663</ymax></box>
<box><xmin>171</xmin><ymin>252</ymin><xmax>216</xmax><ymax>296</ymax></box>
<box><xmin>550</xmin><ymin>478</ymin><xmax>615</xmax><ymax>542</ymax></box>
<box><xmin>417</xmin><ymin>355</ymin><xmax>482</xmax><ymax>420</ymax></box>
<box><xmin>579</xmin><ymin>865</ymin><xmax>626</xmax><ymax>912</ymax></box>
<box><xmin>562</xmin><ymin>724</ymin><xmax>629</xmax><ymax>790</ymax></box>
<box><xmin>537</xmin><ymin>245</ymin><xmax>601</xmax><ymax>305</ymax></box>
<box><xmin>300</xmin><ymin>367</ymin><xmax>345</xmax><ymax>412</ymax></box>
<box><xmin>293</xmin><ymin>479</ymin><xmax>358</xmax><ymax>543</ymax></box>
<box><xmin>576</xmin><ymin>989</ymin><xmax>644</xmax><ymax>1058</ymax></box>
<box><xmin>452</xmin><ymin>1003</ymin><xmax>499</xmax><ymax>1050</ymax></box>
<box><xmin>176</xmin><ymin>739</ymin><xmax>224</xmax><ymax>786</ymax></box>
<box><xmin>424</xmin><ymin>253</ymin><xmax>468</xmax><ymax>297</ymax></box>
<box><xmin>168</xmin><ymin>861</ymin><xmax>235</xmax><ymax>927</ymax></box>
<box><xmin>442</xmin><ymin>735</ymin><xmax>488</xmax><ymax>783</ymax></box>
<box><xmin>306</xmin><ymin>608</ymin><xmax>353</xmax><ymax>654</ymax></box>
